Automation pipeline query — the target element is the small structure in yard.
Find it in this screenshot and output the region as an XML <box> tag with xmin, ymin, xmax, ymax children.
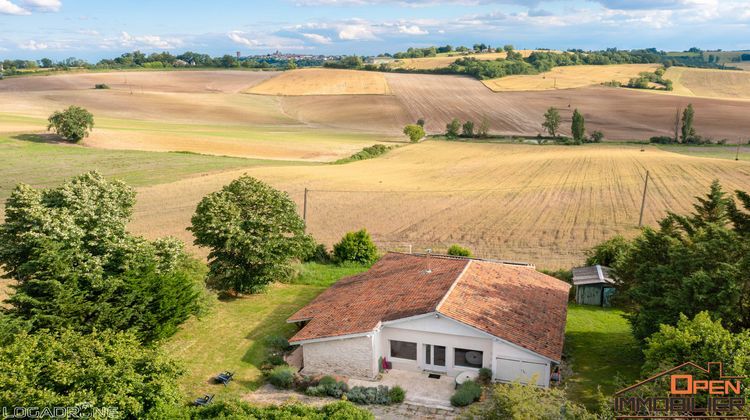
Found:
<box><xmin>287</xmin><ymin>252</ymin><xmax>570</xmax><ymax>388</ymax></box>
<box><xmin>572</xmin><ymin>265</ymin><xmax>615</xmax><ymax>307</ymax></box>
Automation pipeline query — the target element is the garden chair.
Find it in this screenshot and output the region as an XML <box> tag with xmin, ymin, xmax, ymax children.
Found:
<box><xmin>215</xmin><ymin>371</ymin><xmax>234</xmax><ymax>386</ymax></box>
<box><xmin>194</xmin><ymin>394</ymin><xmax>214</xmax><ymax>406</ymax></box>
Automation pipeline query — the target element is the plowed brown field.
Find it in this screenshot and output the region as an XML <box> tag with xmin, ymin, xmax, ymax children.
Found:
<box><xmin>385</xmin><ymin>73</ymin><xmax>750</xmax><ymax>140</ymax></box>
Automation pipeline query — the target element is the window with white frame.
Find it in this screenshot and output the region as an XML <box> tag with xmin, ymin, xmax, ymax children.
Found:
<box><xmin>454</xmin><ymin>348</ymin><xmax>483</xmax><ymax>368</ymax></box>
<box><xmin>389</xmin><ymin>340</ymin><xmax>417</xmax><ymax>360</ymax></box>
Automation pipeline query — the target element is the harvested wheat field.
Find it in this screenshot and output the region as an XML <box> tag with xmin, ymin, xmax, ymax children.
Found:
<box><xmin>389</xmin><ymin>50</ymin><xmax>544</xmax><ymax>70</ymax></box>
<box><xmin>663</xmin><ymin>67</ymin><xmax>750</xmax><ymax>100</ymax></box>
<box><xmin>130</xmin><ymin>141</ymin><xmax>750</xmax><ymax>268</ymax></box>
<box><xmin>385</xmin><ymin>73</ymin><xmax>750</xmax><ymax>140</ymax></box>
<box><xmin>482</xmin><ymin>64</ymin><xmax>660</xmax><ymax>91</ymax></box>
<box><xmin>246</xmin><ymin>68</ymin><xmax>391</xmax><ymax>96</ymax></box>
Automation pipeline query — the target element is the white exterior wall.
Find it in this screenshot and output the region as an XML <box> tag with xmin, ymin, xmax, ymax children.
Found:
<box><xmin>301</xmin><ymin>335</ymin><xmax>376</xmax><ymax>379</ymax></box>
<box><xmin>380</xmin><ymin>314</ymin><xmax>493</xmax><ymax>377</ymax></box>
<box><xmin>298</xmin><ymin>314</ymin><xmax>554</xmax><ymax>387</ymax></box>
<box><xmin>379</xmin><ymin>314</ymin><xmax>552</xmax><ymax>387</ymax></box>
<box><xmin>491</xmin><ymin>340</ymin><xmax>551</xmax><ymax>387</ymax></box>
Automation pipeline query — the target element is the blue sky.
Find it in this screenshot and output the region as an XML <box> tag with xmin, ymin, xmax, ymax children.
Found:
<box><xmin>1</xmin><ymin>0</ymin><xmax>749</xmax><ymax>60</ymax></box>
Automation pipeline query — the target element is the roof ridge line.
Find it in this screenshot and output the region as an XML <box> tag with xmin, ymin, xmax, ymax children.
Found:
<box><xmin>435</xmin><ymin>258</ymin><xmax>472</xmax><ymax>313</ymax></box>
<box><xmin>387</xmin><ymin>251</ymin><xmax>534</xmax><ymax>267</ymax></box>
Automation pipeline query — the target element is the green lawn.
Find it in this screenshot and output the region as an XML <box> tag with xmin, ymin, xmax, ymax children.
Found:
<box><xmin>564</xmin><ymin>304</ymin><xmax>642</xmax><ymax>409</ymax></box>
<box><xmin>0</xmin><ymin>133</ymin><xmax>304</xmax><ymax>202</ymax></box>
<box><xmin>163</xmin><ymin>262</ymin><xmax>369</xmax><ymax>401</ymax></box>
<box><xmin>164</xmin><ymin>265</ymin><xmax>643</xmax><ymax>406</ymax></box>
<box><xmin>658</xmin><ymin>144</ymin><xmax>750</xmax><ymax>160</ymax></box>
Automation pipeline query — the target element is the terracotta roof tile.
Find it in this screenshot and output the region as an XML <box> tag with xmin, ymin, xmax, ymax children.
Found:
<box><xmin>438</xmin><ymin>261</ymin><xmax>570</xmax><ymax>361</ymax></box>
<box><xmin>287</xmin><ymin>253</ymin><xmax>468</xmax><ymax>342</ymax></box>
<box><xmin>287</xmin><ymin>253</ymin><xmax>571</xmax><ymax>362</ymax></box>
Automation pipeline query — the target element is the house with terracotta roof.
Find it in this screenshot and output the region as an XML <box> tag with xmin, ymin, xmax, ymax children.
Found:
<box><xmin>286</xmin><ymin>252</ymin><xmax>571</xmax><ymax>387</ymax></box>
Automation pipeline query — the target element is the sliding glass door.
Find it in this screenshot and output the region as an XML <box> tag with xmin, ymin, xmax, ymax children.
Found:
<box><xmin>424</xmin><ymin>344</ymin><xmax>447</xmax><ymax>371</ymax></box>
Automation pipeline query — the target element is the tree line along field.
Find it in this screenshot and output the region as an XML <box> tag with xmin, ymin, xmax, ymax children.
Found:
<box><xmin>128</xmin><ymin>141</ymin><xmax>750</xmax><ymax>269</ymax></box>
<box><xmin>386</xmin><ymin>49</ymin><xmax>543</xmax><ymax>70</ymax></box>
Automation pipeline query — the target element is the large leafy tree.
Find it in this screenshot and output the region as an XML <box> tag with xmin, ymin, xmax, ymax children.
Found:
<box><xmin>542</xmin><ymin>107</ymin><xmax>560</xmax><ymax>138</ymax></box>
<box><xmin>402</xmin><ymin>124</ymin><xmax>425</xmax><ymax>143</ymax></box>
<box><xmin>0</xmin><ymin>172</ymin><xmax>202</xmax><ymax>343</ymax></box>
<box><xmin>611</xmin><ymin>180</ymin><xmax>750</xmax><ymax>341</ymax></box>
<box><xmin>680</xmin><ymin>103</ymin><xmax>696</xmax><ymax>143</ymax></box>
<box><xmin>47</xmin><ymin>105</ymin><xmax>94</xmax><ymax>142</ymax></box>
<box><xmin>0</xmin><ymin>328</ymin><xmax>182</xmax><ymax>417</ymax></box>
<box><xmin>571</xmin><ymin>109</ymin><xmax>586</xmax><ymax>144</ymax></box>
<box><xmin>189</xmin><ymin>176</ymin><xmax>312</xmax><ymax>294</ymax></box>
<box><xmin>642</xmin><ymin>312</ymin><xmax>750</xmax><ymax>376</ymax></box>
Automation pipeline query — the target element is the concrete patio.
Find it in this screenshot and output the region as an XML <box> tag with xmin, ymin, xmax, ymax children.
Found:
<box><xmin>349</xmin><ymin>369</ymin><xmax>456</xmax><ymax>409</ymax></box>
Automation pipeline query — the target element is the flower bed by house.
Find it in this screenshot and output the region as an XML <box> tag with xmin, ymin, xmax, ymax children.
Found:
<box><xmin>261</xmin><ymin>335</ymin><xmax>406</xmax><ymax>406</ymax></box>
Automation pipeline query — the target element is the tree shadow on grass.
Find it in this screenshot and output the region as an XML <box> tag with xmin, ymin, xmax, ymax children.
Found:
<box><xmin>11</xmin><ymin>133</ymin><xmax>71</xmax><ymax>144</ymax></box>
<box><xmin>564</xmin><ymin>330</ymin><xmax>643</xmax><ymax>409</ymax></box>
<box><xmin>238</xmin><ymin>286</ymin><xmax>323</xmax><ymax>391</ymax></box>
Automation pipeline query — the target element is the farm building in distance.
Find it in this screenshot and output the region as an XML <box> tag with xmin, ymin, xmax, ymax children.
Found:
<box><xmin>572</xmin><ymin>265</ymin><xmax>616</xmax><ymax>307</ymax></box>
<box><xmin>286</xmin><ymin>252</ymin><xmax>570</xmax><ymax>387</ymax></box>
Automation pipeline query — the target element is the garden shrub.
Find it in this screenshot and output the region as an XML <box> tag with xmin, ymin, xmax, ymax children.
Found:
<box><xmin>268</xmin><ymin>366</ymin><xmax>296</xmax><ymax>389</ymax></box>
<box><xmin>388</xmin><ymin>386</ymin><xmax>406</xmax><ymax>404</ymax></box>
<box><xmin>266</xmin><ymin>335</ymin><xmax>292</xmax><ymax>352</ymax></box>
<box><xmin>478</xmin><ymin>367</ymin><xmax>493</xmax><ymax>384</ymax></box>
<box><xmin>451</xmin><ymin>380</ymin><xmax>482</xmax><ymax>407</ymax></box>
<box><xmin>305</xmin><ymin>376</ymin><xmax>349</xmax><ymax>398</ymax></box>
<box><xmin>346</xmin><ymin>385</ymin><xmax>391</xmax><ymax>405</ymax></box>
<box><xmin>303</xmin><ymin>243</ymin><xmax>332</xmax><ymax>263</ymax></box>
<box><xmin>447</xmin><ymin>244</ymin><xmax>472</xmax><ymax>257</ymax></box>
<box><xmin>332</xmin><ymin>229</ymin><xmax>378</xmax><ymax>265</ymax></box>
<box><xmin>465</xmin><ymin>381</ymin><xmax>596</xmax><ymax>419</ymax></box>
<box><xmin>265</xmin><ymin>354</ymin><xmax>286</xmax><ymax>366</ymax></box>
<box><xmin>318</xmin><ymin>375</ymin><xmax>337</xmax><ymax>387</ymax></box>
<box><xmin>190</xmin><ymin>400</ymin><xmax>374</xmax><ymax>419</ymax></box>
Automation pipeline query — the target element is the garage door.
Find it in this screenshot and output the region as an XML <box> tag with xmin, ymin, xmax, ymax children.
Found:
<box><xmin>495</xmin><ymin>358</ymin><xmax>548</xmax><ymax>386</ymax></box>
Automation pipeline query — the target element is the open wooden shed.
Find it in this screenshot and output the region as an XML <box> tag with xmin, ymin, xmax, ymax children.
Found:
<box><xmin>572</xmin><ymin>265</ymin><xmax>615</xmax><ymax>307</ymax></box>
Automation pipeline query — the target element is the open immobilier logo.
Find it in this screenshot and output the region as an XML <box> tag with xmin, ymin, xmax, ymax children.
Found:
<box><xmin>613</xmin><ymin>362</ymin><xmax>747</xmax><ymax>419</ymax></box>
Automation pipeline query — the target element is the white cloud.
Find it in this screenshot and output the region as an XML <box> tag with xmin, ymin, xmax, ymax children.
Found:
<box><xmin>227</xmin><ymin>31</ymin><xmax>260</xmax><ymax>47</ymax></box>
<box><xmin>302</xmin><ymin>33</ymin><xmax>332</xmax><ymax>44</ymax></box>
<box><xmin>398</xmin><ymin>24</ymin><xmax>428</xmax><ymax>35</ymax></box>
<box><xmin>18</xmin><ymin>39</ymin><xmax>48</xmax><ymax>50</ymax></box>
<box><xmin>0</xmin><ymin>0</ymin><xmax>29</xmax><ymax>15</ymax></box>
<box><xmin>120</xmin><ymin>32</ymin><xmax>183</xmax><ymax>49</ymax></box>
<box><xmin>22</xmin><ymin>0</ymin><xmax>61</xmax><ymax>11</ymax></box>
<box><xmin>338</xmin><ymin>23</ymin><xmax>377</xmax><ymax>40</ymax></box>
